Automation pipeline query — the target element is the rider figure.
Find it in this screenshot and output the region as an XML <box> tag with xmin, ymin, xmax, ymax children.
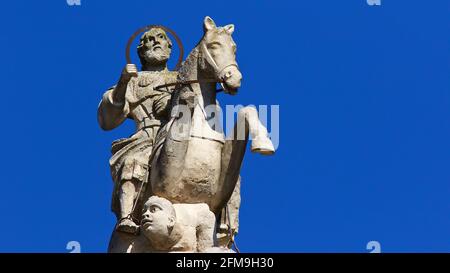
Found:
<box><xmin>98</xmin><ymin>28</ymin><xmax>177</xmax><ymax>233</ymax></box>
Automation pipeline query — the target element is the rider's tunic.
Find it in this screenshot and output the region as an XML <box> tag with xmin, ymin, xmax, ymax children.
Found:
<box><xmin>97</xmin><ymin>70</ymin><xmax>177</xmax><ymax>217</ymax></box>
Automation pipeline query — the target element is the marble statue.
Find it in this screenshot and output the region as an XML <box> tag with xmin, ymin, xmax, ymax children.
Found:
<box><xmin>99</xmin><ymin>16</ymin><xmax>275</xmax><ymax>253</ymax></box>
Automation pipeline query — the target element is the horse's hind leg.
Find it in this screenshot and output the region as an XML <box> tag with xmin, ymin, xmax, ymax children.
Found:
<box><xmin>217</xmin><ymin>176</ymin><xmax>241</xmax><ymax>248</ymax></box>
<box><xmin>213</xmin><ymin>123</ymin><xmax>247</xmax><ymax>247</ymax></box>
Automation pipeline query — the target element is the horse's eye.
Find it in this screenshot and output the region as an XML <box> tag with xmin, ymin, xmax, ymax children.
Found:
<box><xmin>208</xmin><ymin>42</ymin><xmax>221</xmax><ymax>49</ymax></box>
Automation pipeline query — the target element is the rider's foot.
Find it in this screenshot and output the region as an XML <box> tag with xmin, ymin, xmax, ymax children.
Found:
<box><xmin>251</xmin><ymin>135</ymin><xmax>275</xmax><ymax>155</ymax></box>
<box><xmin>116</xmin><ymin>218</ymin><xmax>139</xmax><ymax>234</ymax></box>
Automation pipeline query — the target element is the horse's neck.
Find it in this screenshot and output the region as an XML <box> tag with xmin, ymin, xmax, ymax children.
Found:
<box><xmin>177</xmin><ymin>46</ymin><xmax>224</xmax><ymax>140</ymax></box>
<box><xmin>179</xmin><ymin>46</ymin><xmax>217</xmax><ymax>106</ymax></box>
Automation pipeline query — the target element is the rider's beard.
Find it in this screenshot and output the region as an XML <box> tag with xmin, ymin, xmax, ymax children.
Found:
<box><xmin>141</xmin><ymin>47</ymin><xmax>171</xmax><ymax>66</ymax></box>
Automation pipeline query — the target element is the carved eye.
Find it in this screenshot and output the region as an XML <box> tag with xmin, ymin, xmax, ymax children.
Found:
<box><xmin>150</xmin><ymin>205</ymin><xmax>161</xmax><ymax>213</ymax></box>
<box><xmin>158</xmin><ymin>34</ymin><xmax>164</xmax><ymax>39</ymax></box>
<box><xmin>208</xmin><ymin>42</ymin><xmax>221</xmax><ymax>50</ymax></box>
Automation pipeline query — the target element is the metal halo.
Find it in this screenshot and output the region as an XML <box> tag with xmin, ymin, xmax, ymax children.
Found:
<box><xmin>125</xmin><ymin>25</ymin><xmax>184</xmax><ymax>71</ymax></box>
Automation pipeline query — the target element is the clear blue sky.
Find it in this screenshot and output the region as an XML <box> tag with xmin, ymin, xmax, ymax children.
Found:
<box><xmin>1</xmin><ymin>0</ymin><xmax>450</xmax><ymax>253</ymax></box>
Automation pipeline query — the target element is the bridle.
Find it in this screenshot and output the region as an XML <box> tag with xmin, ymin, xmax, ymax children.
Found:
<box><xmin>200</xmin><ymin>42</ymin><xmax>239</xmax><ymax>81</ymax></box>
<box><xmin>154</xmin><ymin>41</ymin><xmax>239</xmax><ymax>94</ymax></box>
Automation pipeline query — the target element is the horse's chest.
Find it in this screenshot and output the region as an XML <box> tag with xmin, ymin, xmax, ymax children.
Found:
<box><xmin>180</xmin><ymin>138</ymin><xmax>223</xmax><ymax>191</ymax></box>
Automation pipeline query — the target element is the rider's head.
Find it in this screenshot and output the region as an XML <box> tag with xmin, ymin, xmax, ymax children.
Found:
<box><xmin>137</xmin><ymin>28</ymin><xmax>172</xmax><ymax>69</ymax></box>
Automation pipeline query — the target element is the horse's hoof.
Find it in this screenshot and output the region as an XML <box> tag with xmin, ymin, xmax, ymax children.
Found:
<box><xmin>251</xmin><ymin>137</ymin><xmax>275</xmax><ymax>155</ymax></box>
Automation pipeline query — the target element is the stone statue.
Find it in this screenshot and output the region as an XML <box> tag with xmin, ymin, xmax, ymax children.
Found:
<box><xmin>100</xmin><ymin>16</ymin><xmax>275</xmax><ymax>253</ymax></box>
<box><xmin>98</xmin><ymin>27</ymin><xmax>177</xmax><ymax>234</ymax></box>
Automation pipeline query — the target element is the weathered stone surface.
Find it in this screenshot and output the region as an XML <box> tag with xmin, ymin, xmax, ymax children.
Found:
<box><xmin>99</xmin><ymin>16</ymin><xmax>274</xmax><ymax>253</ymax></box>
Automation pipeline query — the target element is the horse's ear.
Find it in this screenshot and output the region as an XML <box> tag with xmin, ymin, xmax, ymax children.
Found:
<box><xmin>203</xmin><ymin>16</ymin><xmax>216</xmax><ymax>32</ymax></box>
<box><xmin>224</xmin><ymin>24</ymin><xmax>234</xmax><ymax>34</ymax></box>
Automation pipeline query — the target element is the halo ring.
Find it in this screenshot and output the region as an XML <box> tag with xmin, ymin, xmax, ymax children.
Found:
<box><xmin>125</xmin><ymin>25</ymin><xmax>183</xmax><ymax>71</ymax></box>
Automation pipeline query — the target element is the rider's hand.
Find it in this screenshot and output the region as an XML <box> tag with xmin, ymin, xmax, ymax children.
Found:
<box><xmin>121</xmin><ymin>64</ymin><xmax>138</xmax><ymax>81</ymax></box>
<box><xmin>113</xmin><ymin>64</ymin><xmax>138</xmax><ymax>103</ymax></box>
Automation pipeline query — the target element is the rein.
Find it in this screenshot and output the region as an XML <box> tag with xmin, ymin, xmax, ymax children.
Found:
<box><xmin>154</xmin><ymin>79</ymin><xmax>224</xmax><ymax>93</ymax></box>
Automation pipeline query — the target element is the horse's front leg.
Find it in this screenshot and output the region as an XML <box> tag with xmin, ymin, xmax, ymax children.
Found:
<box><xmin>214</xmin><ymin>106</ymin><xmax>274</xmax><ymax>212</ymax></box>
<box><xmin>237</xmin><ymin>106</ymin><xmax>275</xmax><ymax>155</ymax></box>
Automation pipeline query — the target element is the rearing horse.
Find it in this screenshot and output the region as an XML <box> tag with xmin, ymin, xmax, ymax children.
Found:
<box><xmin>149</xmin><ymin>16</ymin><xmax>275</xmax><ymax>215</ymax></box>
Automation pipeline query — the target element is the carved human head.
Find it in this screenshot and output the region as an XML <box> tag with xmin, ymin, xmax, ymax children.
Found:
<box><xmin>141</xmin><ymin>196</ymin><xmax>176</xmax><ymax>245</ymax></box>
<box><xmin>137</xmin><ymin>28</ymin><xmax>173</xmax><ymax>67</ymax></box>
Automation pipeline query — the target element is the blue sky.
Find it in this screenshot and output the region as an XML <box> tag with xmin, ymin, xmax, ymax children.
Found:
<box><xmin>1</xmin><ymin>0</ymin><xmax>450</xmax><ymax>252</ymax></box>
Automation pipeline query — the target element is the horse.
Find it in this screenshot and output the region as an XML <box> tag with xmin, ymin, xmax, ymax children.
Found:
<box><xmin>148</xmin><ymin>16</ymin><xmax>275</xmax><ymax>216</ymax></box>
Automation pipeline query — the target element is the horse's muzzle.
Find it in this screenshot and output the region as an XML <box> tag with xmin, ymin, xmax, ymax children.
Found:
<box><xmin>221</xmin><ymin>65</ymin><xmax>242</xmax><ymax>94</ymax></box>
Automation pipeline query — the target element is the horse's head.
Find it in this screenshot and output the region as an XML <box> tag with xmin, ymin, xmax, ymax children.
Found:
<box><xmin>200</xmin><ymin>16</ymin><xmax>242</xmax><ymax>95</ymax></box>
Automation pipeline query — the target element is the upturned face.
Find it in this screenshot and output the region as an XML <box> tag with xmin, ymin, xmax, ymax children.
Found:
<box><xmin>141</xmin><ymin>197</ymin><xmax>175</xmax><ymax>242</ymax></box>
<box><xmin>138</xmin><ymin>28</ymin><xmax>172</xmax><ymax>66</ymax></box>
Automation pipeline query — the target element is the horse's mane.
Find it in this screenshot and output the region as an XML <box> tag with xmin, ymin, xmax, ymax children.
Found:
<box><xmin>170</xmin><ymin>35</ymin><xmax>206</xmax><ymax>109</ymax></box>
<box><xmin>177</xmin><ymin>47</ymin><xmax>199</xmax><ymax>82</ymax></box>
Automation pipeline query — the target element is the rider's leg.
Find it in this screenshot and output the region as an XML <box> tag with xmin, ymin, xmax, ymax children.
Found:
<box><xmin>116</xmin><ymin>179</ymin><xmax>139</xmax><ymax>233</ymax></box>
